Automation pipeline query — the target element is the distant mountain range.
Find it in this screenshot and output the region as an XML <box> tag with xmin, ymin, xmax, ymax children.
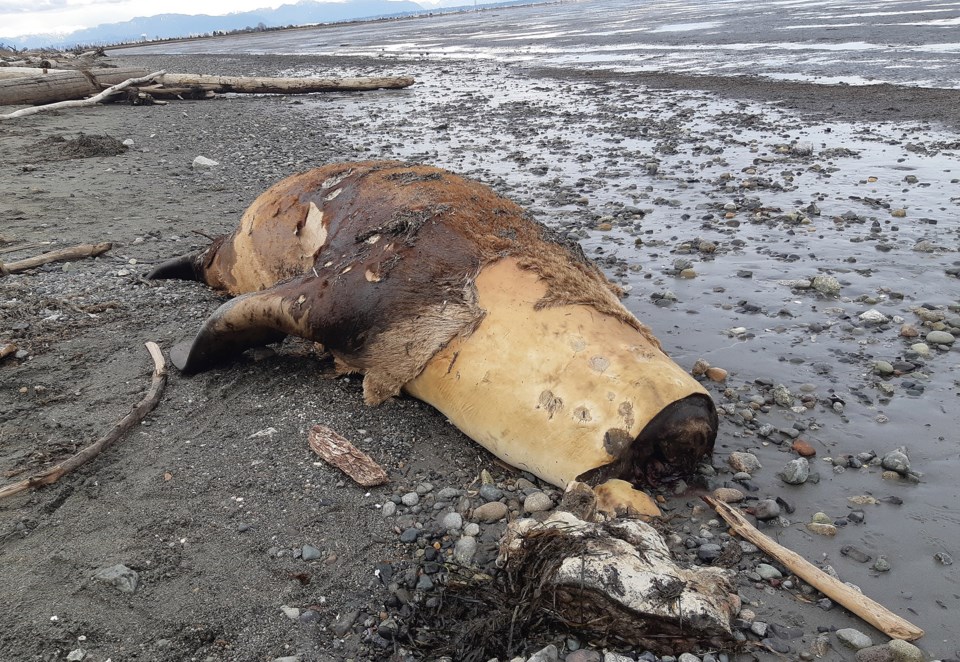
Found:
<box><xmin>2</xmin><ymin>0</ymin><xmax>540</xmax><ymax>50</ymax></box>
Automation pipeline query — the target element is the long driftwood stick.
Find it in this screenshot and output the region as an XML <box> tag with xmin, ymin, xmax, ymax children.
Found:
<box><xmin>0</xmin><ymin>242</ymin><xmax>112</xmax><ymax>276</ymax></box>
<box><xmin>0</xmin><ymin>71</ymin><xmax>164</xmax><ymax>120</ymax></box>
<box><xmin>0</xmin><ymin>342</ymin><xmax>167</xmax><ymax>501</ymax></box>
<box><xmin>703</xmin><ymin>495</ymin><xmax>924</xmax><ymax>641</ymax></box>
<box><xmin>308</xmin><ymin>424</ymin><xmax>389</xmax><ymax>487</ymax></box>
<box><xmin>0</xmin><ymin>67</ymin><xmax>150</xmax><ymax>105</ymax></box>
<box><xmin>159</xmin><ymin>73</ymin><xmax>414</xmax><ymax>94</ymax></box>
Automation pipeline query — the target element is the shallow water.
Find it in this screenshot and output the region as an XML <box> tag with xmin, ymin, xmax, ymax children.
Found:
<box><xmin>119</xmin><ymin>2</ymin><xmax>960</xmax><ymax>654</ymax></box>
<box><xmin>124</xmin><ymin>0</ymin><xmax>960</xmax><ymax>88</ymax></box>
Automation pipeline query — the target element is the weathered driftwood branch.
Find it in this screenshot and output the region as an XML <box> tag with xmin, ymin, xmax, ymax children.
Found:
<box><xmin>0</xmin><ymin>68</ymin><xmax>413</xmax><ymax>107</ymax></box>
<box><xmin>0</xmin><ymin>342</ymin><xmax>167</xmax><ymax>501</ymax></box>
<box><xmin>703</xmin><ymin>495</ymin><xmax>925</xmax><ymax>641</ymax></box>
<box><xmin>0</xmin><ymin>72</ymin><xmax>164</xmax><ymax>120</ymax></box>
<box><xmin>158</xmin><ymin>72</ymin><xmax>414</xmax><ymax>94</ymax></box>
<box><xmin>308</xmin><ymin>424</ymin><xmax>389</xmax><ymax>487</ymax></box>
<box><xmin>0</xmin><ymin>242</ymin><xmax>112</xmax><ymax>276</ymax></box>
<box><xmin>0</xmin><ymin>67</ymin><xmax>150</xmax><ymax>105</ymax></box>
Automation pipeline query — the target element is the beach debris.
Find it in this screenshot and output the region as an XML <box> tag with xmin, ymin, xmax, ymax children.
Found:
<box><xmin>0</xmin><ymin>70</ymin><xmax>165</xmax><ymax>119</ymax></box>
<box><xmin>703</xmin><ymin>495</ymin><xmax>924</xmax><ymax>641</ymax></box>
<box><xmin>0</xmin><ymin>242</ymin><xmax>112</xmax><ymax>277</ymax></box>
<box><xmin>0</xmin><ymin>342</ymin><xmax>16</xmax><ymax>360</ymax></box>
<box><xmin>0</xmin><ymin>342</ymin><xmax>167</xmax><ymax>501</ymax></box>
<box><xmin>307</xmin><ymin>424</ymin><xmax>388</xmax><ymax>487</ymax></box>
<box><xmin>0</xmin><ymin>67</ymin><xmax>414</xmax><ymax>111</ymax></box>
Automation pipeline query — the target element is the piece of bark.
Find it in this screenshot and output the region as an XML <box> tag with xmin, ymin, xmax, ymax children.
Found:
<box><xmin>0</xmin><ymin>342</ymin><xmax>16</xmax><ymax>360</ymax></box>
<box><xmin>0</xmin><ymin>242</ymin><xmax>112</xmax><ymax>276</ymax></box>
<box><xmin>703</xmin><ymin>495</ymin><xmax>924</xmax><ymax>641</ymax></box>
<box><xmin>497</xmin><ymin>510</ymin><xmax>738</xmax><ymax>653</ymax></box>
<box><xmin>308</xmin><ymin>424</ymin><xmax>388</xmax><ymax>487</ymax></box>
<box><xmin>0</xmin><ymin>342</ymin><xmax>167</xmax><ymax>501</ymax></box>
<box><xmin>0</xmin><ymin>71</ymin><xmax>164</xmax><ymax>120</ymax></box>
<box><xmin>0</xmin><ymin>67</ymin><xmax>150</xmax><ymax>105</ymax></box>
<box><xmin>159</xmin><ymin>72</ymin><xmax>414</xmax><ymax>94</ymax></box>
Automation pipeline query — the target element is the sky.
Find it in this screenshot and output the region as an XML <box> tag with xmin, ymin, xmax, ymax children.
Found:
<box><xmin>0</xmin><ymin>0</ymin><xmax>452</xmax><ymax>37</ymax></box>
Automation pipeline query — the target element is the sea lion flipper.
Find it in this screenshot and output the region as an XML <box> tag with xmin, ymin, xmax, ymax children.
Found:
<box><xmin>174</xmin><ymin>280</ymin><xmax>317</xmax><ymax>374</ymax></box>
<box><xmin>148</xmin><ymin>252</ymin><xmax>204</xmax><ymax>282</ymax></box>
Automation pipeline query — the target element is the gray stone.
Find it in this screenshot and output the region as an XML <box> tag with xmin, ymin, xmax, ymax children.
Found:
<box><xmin>280</xmin><ymin>605</ymin><xmax>300</xmax><ymax>621</ymax></box>
<box><xmin>728</xmin><ymin>452</ymin><xmax>762</xmax><ymax>474</ymax></box>
<box><xmin>856</xmin><ymin>646</ymin><xmax>894</xmax><ymax>662</ymax></box>
<box><xmin>812</xmin><ymin>275</ymin><xmax>841</xmax><ymax>296</ymax></box>
<box><xmin>301</xmin><ymin>544</ymin><xmax>322</xmax><ymax>561</ymax></box>
<box><xmin>888</xmin><ymin>639</ymin><xmax>925</xmax><ymax>662</ymax></box>
<box><xmin>773</xmin><ymin>384</ymin><xmax>795</xmax><ymax>407</ymax></box>
<box><xmin>779</xmin><ymin>457</ymin><xmax>810</xmax><ymax>484</ymax></box>
<box><xmin>454</xmin><ymin>536</ymin><xmax>478</xmax><ymax>564</ymax></box>
<box><xmin>66</xmin><ymin>649</ymin><xmax>86</xmax><ymax>662</ymax></box>
<box><xmin>332</xmin><ymin>610</ymin><xmax>359</xmax><ymax>637</ymax></box>
<box><xmin>566</xmin><ymin>651</ymin><xmax>601</xmax><ymax>662</ymax></box>
<box><xmin>441</xmin><ymin>512</ymin><xmax>463</xmax><ymax>530</ymax></box>
<box><xmin>94</xmin><ymin>563</ymin><xmax>139</xmax><ymax>594</ymax></box>
<box><xmin>479</xmin><ymin>484</ymin><xmax>503</xmax><ymax>502</ymax></box>
<box><xmin>192</xmin><ymin>155</ymin><xmax>219</xmax><ymax>168</ymax></box>
<box><xmin>382</xmin><ymin>501</ymin><xmax>397</xmax><ymax>517</ymax></box>
<box><xmin>836</xmin><ymin>627</ymin><xmax>874</xmax><ymax>650</ymax></box>
<box><xmin>436</xmin><ymin>487</ymin><xmax>460</xmax><ymax>500</ymax></box>
<box><xmin>528</xmin><ymin>644</ymin><xmax>559</xmax><ymax>662</ymax></box>
<box><xmin>401</xmin><ymin>492</ymin><xmax>420</xmax><ymax>506</ymax></box>
<box><xmin>874</xmin><ymin>360</ymin><xmax>895</xmax><ymax>376</ymax></box>
<box><xmin>523</xmin><ymin>491</ymin><xmax>553</xmax><ymax>513</ymax></box>
<box><xmin>399</xmin><ymin>527</ymin><xmax>420</xmax><ymax>543</ymax></box>
<box><xmin>271</xmin><ymin>658</ymin><xmax>300</xmax><ymax>662</ymax></box>
<box><xmin>753</xmin><ymin>499</ymin><xmax>780</xmax><ymax>520</ymax></box>
<box><xmin>750</xmin><ymin>621</ymin><xmax>768</xmax><ymax>637</ymax></box>
<box><xmin>604</xmin><ymin>654</ymin><xmax>633</xmax><ymax>662</ymax></box>
<box><xmin>756</xmin><ymin>563</ymin><xmax>783</xmax><ymax>580</ymax></box>
<box><xmin>678</xmin><ymin>654</ymin><xmax>700</xmax><ymax>662</ymax></box>
<box><xmin>463</xmin><ymin>522</ymin><xmax>480</xmax><ymax>537</ymax></box>
<box><xmin>882</xmin><ymin>448</ymin><xmax>910</xmax><ymax>474</ymax></box>
<box><xmin>472</xmin><ymin>501</ymin><xmax>508</xmax><ymax>522</ymax></box>
<box><xmin>926</xmin><ymin>330</ymin><xmax>955</xmax><ymax>345</ymax></box>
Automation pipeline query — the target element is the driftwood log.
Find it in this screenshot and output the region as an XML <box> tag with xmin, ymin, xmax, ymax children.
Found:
<box><xmin>0</xmin><ymin>342</ymin><xmax>167</xmax><ymax>501</ymax></box>
<box><xmin>0</xmin><ymin>68</ymin><xmax>415</xmax><ymax>107</ymax></box>
<box><xmin>0</xmin><ymin>242</ymin><xmax>112</xmax><ymax>275</ymax></box>
<box><xmin>0</xmin><ymin>67</ymin><xmax>151</xmax><ymax>105</ymax></box>
<box><xmin>704</xmin><ymin>495</ymin><xmax>925</xmax><ymax>641</ymax></box>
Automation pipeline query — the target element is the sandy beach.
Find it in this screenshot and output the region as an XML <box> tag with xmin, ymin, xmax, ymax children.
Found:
<box><xmin>2</xmin><ymin>7</ymin><xmax>960</xmax><ymax>660</ymax></box>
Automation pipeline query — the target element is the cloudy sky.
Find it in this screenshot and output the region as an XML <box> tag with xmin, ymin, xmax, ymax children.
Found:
<box><xmin>0</xmin><ymin>0</ymin><xmax>450</xmax><ymax>37</ymax></box>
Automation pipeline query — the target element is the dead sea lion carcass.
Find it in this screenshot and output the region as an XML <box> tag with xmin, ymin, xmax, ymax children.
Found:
<box><xmin>150</xmin><ymin>160</ymin><xmax>718</xmax><ymax>488</ymax></box>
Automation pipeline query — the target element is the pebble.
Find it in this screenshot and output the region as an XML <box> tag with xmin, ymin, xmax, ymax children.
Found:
<box><xmin>94</xmin><ymin>564</ymin><xmax>139</xmax><ymax>594</ymax></box>
<box><xmin>706</xmin><ymin>366</ymin><xmax>728</xmax><ymax>382</ymax></box>
<box><xmin>728</xmin><ymin>452</ymin><xmax>762</xmax><ymax>474</ymax></box>
<box><xmin>855</xmin><ymin>646</ymin><xmax>893</xmax><ymax>662</ymax></box>
<box><xmin>472</xmin><ymin>501</ymin><xmax>508</xmax><ymax>522</ymax></box>
<box><xmin>887</xmin><ymin>639</ymin><xmax>925</xmax><ymax>662</ymax></box>
<box><xmin>712</xmin><ymin>487</ymin><xmax>745</xmax><ymax>503</ymax></box>
<box><xmin>678</xmin><ymin>654</ymin><xmax>699</xmax><ymax>662</ymax></box>
<box><xmin>756</xmin><ymin>563</ymin><xmax>783</xmax><ymax>580</ymax></box>
<box><xmin>881</xmin><ymin>448</ymin><xmax>910</xmax><ymax>474</ymax></box>
<box><xmin>454</xmin><ymin>536</ymin><xmax>478</xmax><ymax>564</ymax></box>
<box><xmin>934</xmin><ymin>551</ymin><xmax>953</xmax><ymax>565</ymax></box>
<box><xmin>436</xmin><ymin>487</ymin><xmax>460</xmax><ymax>500</ymax></box>
<box><xmin>192</xmin><ymin>155</ymin><xmax>219</xmax><ymax>168</ymax></box>
<box><xmin>872</xmin><ymin>556</ymin><xmax>891</xmax><ymax>572</ymax></box>
<box><xmin>779</xmin><ymin>457</ymin><xmax>810</xmax><ymax>484</ymax></box>
<box><xmin>812</xmin><ymin>275</ymin><xmax>841</xmax><ymax>295</ymax></box>
<box><xmin>926</xmin><ymin>330</ymin><xmax>955</xmax><ymax>345</ymax></box>
<box><xmin>382</xmin><ymin>501</ymin><xmax>397</xmax><ymax>517</ymax></box>
<box><xmin>806</xmin><ymin>523</ymin><xmax>837</xmax><ymax>536</ymax></box>
<box><xmin>566</xmin><ymin>652</ymin><xmax>601</xmax><ymax>662</ymax></box>
<box><xmin>528</xmin><ymin>644</ymin><xmax>559</xmax><ymax>662</ymax></box>
<box><xmin>836</xmin><ymin>628</ymin><xmax>873</xmax><ymax>650</ymax></box>
<box><xmin>773</xmin><ymin>384</ymin><xmax>794</xmax><ymax>407</ymax></box>
<box><xmin>280</xmin><ymin>605</ymin><xmax>300</xmax><ymax>621</ymax></box>
<box><xmin>479</xmin><ymin>484</ymin><xmax>503</xmax><ymax>502</ymax></box>
<box><xmin>66</xmin><ymin>650</ymin><xmax>86</xmax><ymax>662</ymax></box>
<box><xmin>463</xmin><ymin>522</ymin><xmax>480</xmax><ymax>537</ymax></box>
<box><xmin>301</xmin><ymin>544</ymin><xmax>322</xmax><ymax>561</ymax></box>
<box><xmin>859</xmin><ymin>309</ymin><xmax>889</xmax><ymax>324</ymax></box>
<box><xmin>791</xmin><ymin>439</ymin><xmax>817</xmax><ymax>457</ymax></box>
<box><xmin>440</xmin><ymin>512</ymin><xmax>463</xmax><ymax>530</ymax></box>
<box><xmin>523</xmin><ymin>491</ymin><xmax>553</xmax><ymax>513</ymax></box>
<box><xmin>750</xmin><ymin>621</ymin><xmax>768</xmax><ymax>637</ymax></box>
<box><xmin>401</xmin><ymin>492</ymin><xmax>420</xmax><ymax>507</ymax></box>
<box><xmin>752</xmin><ymin>499</ymin><xmax>780</xmax><ymax>520</ymax></box>
<box><xmin>399</xmin><ymin>527</ymin><xmax>420</xmax><ymax>543</ymax></box>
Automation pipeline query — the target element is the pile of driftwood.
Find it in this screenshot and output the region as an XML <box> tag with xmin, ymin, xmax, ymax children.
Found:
<box><xmin>0</xmin><ymin>55</ymin><xmax>413</xmax><ymax>120</ymax></box>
